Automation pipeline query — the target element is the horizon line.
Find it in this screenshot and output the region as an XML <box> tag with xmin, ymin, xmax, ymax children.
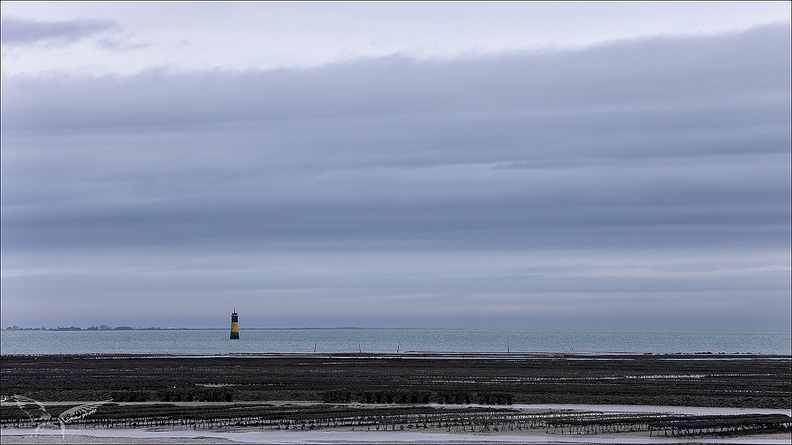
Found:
<box><xmin>4</xmin><ymin>326</ymin><xmax>791</xmax><ymax>334</ymax></box>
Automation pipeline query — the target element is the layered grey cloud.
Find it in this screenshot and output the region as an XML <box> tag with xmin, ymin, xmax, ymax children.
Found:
<box><xmin>4</xmin><ymin>24</ymin><xmax>790</xmax><ymax>130</ymax></box>
<box><xmin>1</xmin><ymin>24</ymin><xmax>789</xmax><ymax>330</ymax></box>
<box><xmin>1</xmin><ymin>16</ymin><xmax>118</xmax><ymax>46</ymax></box>
<box><xmin>3</xmin><ymin>25</ymin><xmax>788</xmax><ymax>251</ymax></box>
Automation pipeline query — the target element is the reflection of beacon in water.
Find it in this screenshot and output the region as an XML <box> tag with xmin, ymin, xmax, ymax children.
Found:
<box><xmin>230</xmin><ymin>308</ymin><xmax>240</xmax><ymax>339</ymax></box>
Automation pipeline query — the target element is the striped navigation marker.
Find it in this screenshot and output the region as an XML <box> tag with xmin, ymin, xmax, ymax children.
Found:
<box><xmin>230</xmin><ymin>308</ymin><xmax>239</xmax><ymax>340</ymax></box>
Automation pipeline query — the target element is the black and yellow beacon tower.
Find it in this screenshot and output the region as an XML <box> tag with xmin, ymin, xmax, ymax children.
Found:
<box><xmin>230</xmin><ymin>308</ymin><xmax>240</xmax><ymax>340</ymax></box>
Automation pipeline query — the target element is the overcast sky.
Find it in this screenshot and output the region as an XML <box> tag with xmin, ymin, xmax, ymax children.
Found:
<box><xmin>1</xmin><ymin>2</ymin><xmax>790</xmax><ymax>331</ymax></box>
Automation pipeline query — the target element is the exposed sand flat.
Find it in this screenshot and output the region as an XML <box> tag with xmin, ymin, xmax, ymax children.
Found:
<box><xmin>3</xmin><ymin>353</ymin><xmax>789</xmax><ymax>408</ymax></box>
<box><xmin>2</xmin><ymin>353</ymin><xmax>789</xmax><ymax>443</ymax></box>
<box><xmin>510</xmin><ymin>404</ymin><xmax>792</xmax><ymax>416</ymax></box>
<box><xmin>6</xmin><ymin>401</ymin><xmax>788</xmax><ymax>416</ymax></box>
<box><xmin>0</xmin><ymin>431</ymin><xmax>240</xmax><ymax>444</ymax></box>
<box><xmin>2</xmin><ymin>404</ymin><xmax>790</xmax><ymax>444</ymax></box>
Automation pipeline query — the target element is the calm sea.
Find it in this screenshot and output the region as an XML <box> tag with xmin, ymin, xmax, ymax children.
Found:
<box><xmin>1</xmin><ymin>329</ymin><xmax>789</xmax><ymax>356</ymax></box>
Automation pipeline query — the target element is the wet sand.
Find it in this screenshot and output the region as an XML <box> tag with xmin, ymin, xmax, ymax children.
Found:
<box><xmin>3</xmin><ymin>423</ymin><xmax>792</xmax><ymax>444</ymax></box>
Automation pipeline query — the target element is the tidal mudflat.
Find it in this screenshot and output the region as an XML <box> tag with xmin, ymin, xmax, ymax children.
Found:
<box><xmin>1</xmin><ymin>353</ymin><xmax>790</xmax><ymax>444</ymax></box>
